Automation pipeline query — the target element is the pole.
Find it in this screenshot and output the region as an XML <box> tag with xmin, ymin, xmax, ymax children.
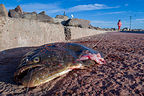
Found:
<box><xmin>64</xmin><ymin>11</ymin><xmax>66</xmax><ymax>16</ymax></box>
<box><xmin>130</xmin><ymin>16</ymin><xmax>132</xmax><ymax>30</ymax></box>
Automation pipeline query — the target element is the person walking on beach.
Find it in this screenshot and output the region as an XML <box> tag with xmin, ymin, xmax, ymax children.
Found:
<box><xmin>117</xmin><ymin>20</ymin><xmax>122</xmax><ymax>31</ymax></box>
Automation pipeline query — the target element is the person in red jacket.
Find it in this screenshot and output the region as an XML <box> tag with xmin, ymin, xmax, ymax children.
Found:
<box><xmin>117</xmin><ymin>20</ymin><xmax>122</xmax><ymax>31</ymax></box>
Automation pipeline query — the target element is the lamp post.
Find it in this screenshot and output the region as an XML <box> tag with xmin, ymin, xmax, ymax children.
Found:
<box><xmin>130</xmin><ymin>16</ymin><xmax>132</xmax><ymax>30</ymax></box>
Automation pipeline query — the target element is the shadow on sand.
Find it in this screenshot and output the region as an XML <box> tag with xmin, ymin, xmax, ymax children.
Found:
<box><xmin>0</xmin><ymin>47</ymin><xmax>37</xmax><ymax>85</ymax></box>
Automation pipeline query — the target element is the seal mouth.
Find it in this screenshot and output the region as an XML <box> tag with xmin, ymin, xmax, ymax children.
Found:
<box><xmin>14</xmin><ymin>64</ymin><xmax>43</xmax><ymax>83</ymax></box>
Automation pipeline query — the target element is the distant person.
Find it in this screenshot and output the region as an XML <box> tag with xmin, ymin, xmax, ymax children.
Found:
<box><xmin>117</xmin><ymin>20</ymin><xmax>122</xmax><ymax>31</ymax></box>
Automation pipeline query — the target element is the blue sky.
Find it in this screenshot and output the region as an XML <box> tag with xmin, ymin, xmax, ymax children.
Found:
<box><xmin>1</xmin><ymin>0</ymin><xmax>144</xmax><ymax>29</ymax></box>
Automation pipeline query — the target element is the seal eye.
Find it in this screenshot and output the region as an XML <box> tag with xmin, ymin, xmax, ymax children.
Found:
<box><xmin>33</xmin><ymin>57</ymin><xmax>40</xmax><ymax>63</ymax></box>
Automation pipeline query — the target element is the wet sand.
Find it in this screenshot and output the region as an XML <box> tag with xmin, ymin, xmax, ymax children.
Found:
<box><xmin>0</xmin><ymin>32</ymin><xmax>143</xmax><ymax>96</ymax></box>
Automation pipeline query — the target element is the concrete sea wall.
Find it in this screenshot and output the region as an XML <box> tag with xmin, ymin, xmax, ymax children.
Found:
<box><xmin>68</xmin><ymin>27</ymin><xmax>106</xmax><ymax>40</ymax></box>
<box><xmin>0</xmin><ymin>17</ymin><xmax>107</xmax><ymax>51</ymax></box>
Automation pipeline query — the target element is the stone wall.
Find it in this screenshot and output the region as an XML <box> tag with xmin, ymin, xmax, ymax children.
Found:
<box><xmin>0</xmin><ymin>17</ymin><xmax>108</xmax><ymax>51</ymax></box>
<box><xmin>66</xmin><ymin>27</ymin><xmax>106</xmax><ymax>40</ymax></box>
<box><xmin>0</xmin><ymin>17</ymin><xmax>65</xmax><ymax>51</ymax></box>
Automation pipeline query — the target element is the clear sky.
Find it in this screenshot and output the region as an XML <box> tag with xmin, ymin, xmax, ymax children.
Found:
<box><xmin>1</xmin><ymin>0</ymin><xmax>144</xmax><ymax>29</ymax></box>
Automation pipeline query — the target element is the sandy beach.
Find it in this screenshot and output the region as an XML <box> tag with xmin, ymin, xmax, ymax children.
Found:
<box><xmin>0</xmin><ymin>32</ymin><xmax>143</xmax><ymax>96</ymax></box>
